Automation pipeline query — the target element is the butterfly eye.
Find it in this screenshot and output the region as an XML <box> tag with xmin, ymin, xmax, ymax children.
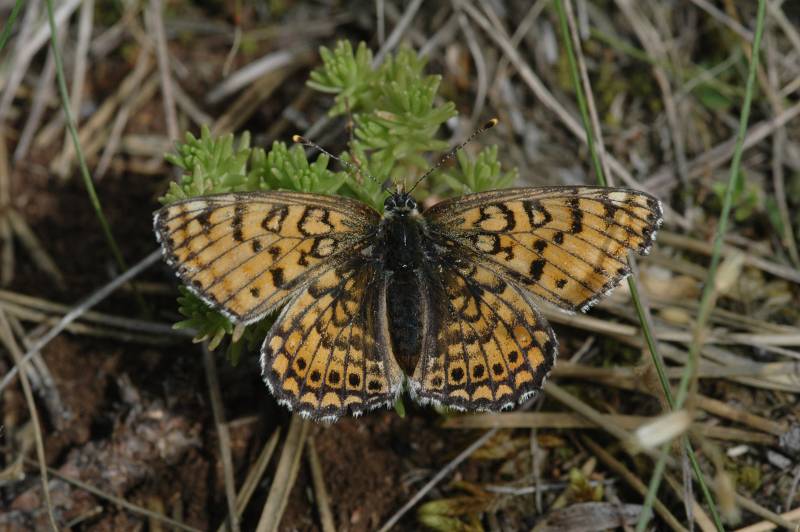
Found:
<box><xmin>383</xmin><ymin>196</ymin><xmax>395</xmax><ymax>210</ymax></box>
<box><xmin>404</xmin><ymin>197</ymin><xmax>416</xmax><ymax>210</ymax></box>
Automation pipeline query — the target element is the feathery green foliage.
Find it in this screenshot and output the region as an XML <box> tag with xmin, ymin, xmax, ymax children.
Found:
<box><xmin>160</xmin><ymin>40</ymin><xmax>516</xmax><ymax>357</ymax></box>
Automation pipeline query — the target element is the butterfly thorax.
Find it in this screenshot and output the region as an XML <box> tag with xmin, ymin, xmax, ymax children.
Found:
<box><xmin>381</xmin><ymin>192</ymin><xmax>429</xmax><ymax>375</ymax></box>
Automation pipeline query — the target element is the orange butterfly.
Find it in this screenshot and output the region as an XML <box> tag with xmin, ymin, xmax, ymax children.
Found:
<box><xmin>154</xmin><ymin>178</ymin><xmax>661</xmax><ymax>422</ymax></box>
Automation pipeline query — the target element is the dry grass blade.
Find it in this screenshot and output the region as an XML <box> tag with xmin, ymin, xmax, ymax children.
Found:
<box><xmin>55</xmin><ymin>0</ymin><xmax>93</xmax><ymax>178</ymax></box>
<box><xmin>215</xmin><ymin>428</ymin><xmax>282</xmax><ymax>532</ymax></box>
<box><xmin>733</xmin><ymin>507</ymin><xmax>800</xmax><ymax>532</ymax></box>
<box><xmin>372</xmin><ymin>0</ymin><xmax>424</xmax><ymax>66</ymax></box>
<box><xmin>307</xmin><ymin>437</ymin><xmax>336</xmax><ymax>532</ymax></box>
<box><xmin>581</xmin><ymin>436</ymin><xmax>687</xmax><ymax>532</ymax></box>
<box><xmin>6</xmin><ymin>210</ymin><xmax>66</xmax><ymax>290</ymax></box>
<box><xmin>0</xmin><ymin>309</ymin><xmax>58</xmax><ymax>531</ymax></box>
<box><xmin>0</xmin><ymin>249</ymin><xmax>161</xmax><ymax>394</ymax></box>
<box><xmin>203</xmin><ymin>343</ymin><xmax>239</xmax><ymax>532</ymax></box>
<box><xmin>377</xmin><ymin>427</ymin><xmax>500</xmax><ymax>532</ymax></box>
<box><xmin>206</xmin><ymin>48</ymin><xmax>304</xmax><ymax>104</ymax></box>
<box><xmin>23</xmin><ymin>458</ymin><xmax>203</xmax><ymax>531</ymax></box>
<box><xmin>147</xmin><ymin>0</ymin><xmax>179</xmax><ymax>141</ymax></box>
<box><xmin>255</xmin><ymin>416</ymin><xmax>311</xmax><ymax>532</ymax></box>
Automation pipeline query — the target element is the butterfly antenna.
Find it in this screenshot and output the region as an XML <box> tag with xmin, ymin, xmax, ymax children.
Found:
<box><xmin>407</xmin><ymin>118</ymin><xmax>498</xmax><ymax>194</ymax></box>
<box><xmin>292</xmin><ymin>135</ymin><xmax>381</xmax><ymax>185</ymax></box>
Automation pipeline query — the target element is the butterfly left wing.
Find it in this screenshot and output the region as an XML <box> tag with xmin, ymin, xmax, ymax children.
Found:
<box><xmin>424</xmin><ymin>186</ymin><xmax>662</xmax><ymax>312</ymax></box>
<box><xmin>261</xmin><ymin>258</ymin><xmax>403</xmax><ymax>421</ymax></box>
<box><xmin>153</xmin><ymin>191</ymin><xmax>379</xmax><ymax>324</ymax></box>
<box><xmin>409</xmin><ymin>256</ymin><xmax>557</xmax><ymax>410</ymax></box>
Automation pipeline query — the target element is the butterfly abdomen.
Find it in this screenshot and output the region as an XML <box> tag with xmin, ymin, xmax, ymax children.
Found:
<box><xmin>381</xmin><ymin>213</ymin><xmax>427</xmax><ymax>375</ymax></box>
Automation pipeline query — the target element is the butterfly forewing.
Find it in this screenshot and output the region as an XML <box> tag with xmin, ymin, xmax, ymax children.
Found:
<box><xmin>424</xmin><ymin>186</ymin><xmax>663</xmax><ymax>312</ymax></box>
<box><xmin>153</xmin><ymin>191</ymin><xmax>379</xmax><ymax>324</ymax></box>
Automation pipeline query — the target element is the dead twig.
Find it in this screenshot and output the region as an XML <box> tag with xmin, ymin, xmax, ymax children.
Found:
<box><xmin>307</xmin><ymin>437</ymin><xmax>336</xmax><ymax>532</ymax></box>
<box><xmin>255</xmin><ymin>416</ymin><xmax>311</xmax><ymax>532</ymax></box>
<box><xmin>0</xmin><ymin>249</ymin><xmax>161</xmax><ymax>395</ymax></box>
<box><xmin>203</xmin><ymin>343</ymin><xmax>239</xmax><ymax>532</ymax></box>
<box><xmin>0</xmin><ymin>309</ymin><xmax>58</xmax><ymax>531</ymax></box>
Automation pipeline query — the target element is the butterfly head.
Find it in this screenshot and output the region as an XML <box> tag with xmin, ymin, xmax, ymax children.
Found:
<box><xmin>383</xmin><ymin>191</ymin><xmax>418</xmax><ymax>216</ymax></box>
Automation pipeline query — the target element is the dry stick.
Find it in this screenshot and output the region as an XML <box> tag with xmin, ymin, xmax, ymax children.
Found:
<box><xmin>732</xmin><ymin>494</ymin><xmax>797</xmax><ymax>530</ymax></box>
<box><xmin>6</xmin><ymin>210</ymin><xmax>66</xmax><ymax>290</ymax></box>
<box><xmin>202</xmin><ymin>344</ymin><xmax>239</xmax><ymax>532</ymax></box>
<box><xmin>206</xmin><ymin>48</ymin><xmax>303</xmax><ymax>105</ymax></box>
<box><xmin>171</xmin><ymin>79</ymin><xmax>214</xmax><ymax>127</ymax></box>
<box><xmin>561</xmin><ymin>0</ymin><xmax>612</xmax><ymax>186</ymax></box>
<box><xmin>376</xmin><ymin>0</ymin><xmax>386</xmax><ymax>44</ymax></box>
<box><xmin>307</xmin><ymin>437</ymin><xmax>336</xmax><ymax>532</ymax></box>
<box><xmin>544</xmin><ymin>383</ymin><xmax>636</xmax><ymax>447</ymax></box>
<box><xmin>255</xmin><ymin>416</ymin><xmax>311</xmax><ymax>532</ymax></box>
<box><xmin>0</xmin><ymin>310</ymin><xmax>58</xmax><ymax>531</ymax></box>
<box><xmin>216</xmin><ymin>428</ymin><xmax>282</xmax><ymax>532</ymax></box>
<box><xmin>22</xmin><ymin>458</ymin><xmax>203</xmax><ymax>532</ymax></box>
<box><xmin>765</xmin><ymin>32</ymin><xmax>800</xmax><ymax>267</ymax></box>
<box><xmin>55</xmin><ymin>0</ymin><xmax>93</xmax><ymax>179</ymax></box>
<box><xmin>768</xmin><ymin>0</ymin><xmax>800</xmax><ymax>55</ymax></box>
<box><xmin>47</xmin><ymin>53</ymin><xmax>155</xmax><ymax>172</ymax></box>
<box><xmin>377</xmin><ymin>427</ymin><xmax>500</xmax><ymax>532</ymax></box>
<box><xmin>148</xmin><ymin>0</ymin><xmax>179</xmax><ymax>141</ymax></box>
<box><xmin>372</xmin><ymin>0</ymin><xmax>424</xmax><ymax>66</ymax></box>
<box><xmin>733</xmin><ymin>507</ymin><xmax>800</xmax><ymax>532</ymax></box>
<box><xmin>442</xmin><ymin>411</ymin><xmax>775</xmax><ymax>444</ymax></box>
<box><xmin>95</xmin><ymin>49</ymin><xmax>153</xmax><ymax>179</ymax></box>
<box><xmin>213</xmin><ymin>59</ymin><xmax>310</xmax><ymax>135</ymax></box>
<box><xmin>615</xmin><ymin>0</ymin><xmax>690</xmax><ymax>204</ymax></box>
<box><xmin>0</xmin><ymin>249</ymin><xmax>161</xmax><ymax>395</ymax></box>
<box><xmin>0</xmin><ymin>289</ymin><xmax>184</xmax><ymax>337</ymax></box>
<box><xmin>3</xmin><ymin>302</ymin><xmax>189</xmax><ymax>345</ymax></box>
<box><xmin>0</xmin><ymin>0</ymin><xmax>45</xmax><ymax>124</ymax></box>
<box><xmin>644</xmin><ymin>101</ymin><xmax>800</xmax><ymax>194</ymax></box>
<box><xmin>664</xmin><ymin>472</ymin><xmax>717</xmax><ymax>532</ymax></box>
<box><xmin>657</xmin><ymin>231</ymin><xmax>800</xmax><ymax>285</ymax></box>
<box><xmin>455</xmin><ymin>8</ymin><xmax>488</xmax><ymax>124</ymax></box>
<box><xmin>689</xmin><ymin>0</ymin><xmax>753</xmax><ymax>41</ymax></box>
<box><xmin>0</xmin><ymin>130</ymin><xmax>13</xmax><ymax>287</ymax></box>
<box><xmin>14</xmin><ymin>34</ymin><xmax>59</xmax><ymax>162</ymax></box>
<box><xmin>581</xmin><ymin>436</ymin><xmax>687</xmax><ymax>532</ymax></box>
<box><xmin>382</xmin><ymin>1</ymin><xmax>431</xmax><ymax>50</ymax></box>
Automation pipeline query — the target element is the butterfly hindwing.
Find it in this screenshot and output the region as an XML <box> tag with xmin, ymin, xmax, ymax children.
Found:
<box><xmin>261</xmin><ymin>259</ymin><xmax>403</xmax><ymax>420</ymax></box>
<box><xmin>425</xmin><ymin>186</ymin><xmax>663</xmax><ymax>312</ymax></box>
<box><xmin>153</xmin><ymin>191</ymin><xmax>379</xmax><ymax>324</ymax></box>
<box><xmin>410</xmin><ymin>257</ymin><xmax>557</xmax><ymax>410</ymax></box>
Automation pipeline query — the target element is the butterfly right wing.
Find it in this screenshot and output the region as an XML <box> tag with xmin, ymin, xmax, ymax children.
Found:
<box><xmin>153</xmin><ymin>191</ymin><xmax>380</xmax><ymax>324</ymax></box>
<box><xmin>409</xmin><ymin>252</ymin><xmax>557</xmax><ymax>411</ymax></box>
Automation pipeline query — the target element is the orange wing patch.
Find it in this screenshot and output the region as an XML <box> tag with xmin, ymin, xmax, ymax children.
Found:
<box><xmin>410</xmin><ymin>259</ymin><xmax>556</xmax><ymax>411</ymax></box>
<box><xmin>425</xmin><ymin>186</ymin><xmax>662</xmax><ymax>312</ymax></box>
<box><xmin>261</xmin><ymin>261</ymin><xmax>403</xmax><ymax>421</ymax></box>
<box><xmin>153</xmin><ymin>191</ymin><xmax>379</xmax><ymax>324</ymax></box>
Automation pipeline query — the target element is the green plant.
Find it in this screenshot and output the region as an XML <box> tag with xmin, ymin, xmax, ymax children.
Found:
<box><xmin>160</xmin><ymin>40</ymin><xmax>516</xmax><ymax>357</ymax></box>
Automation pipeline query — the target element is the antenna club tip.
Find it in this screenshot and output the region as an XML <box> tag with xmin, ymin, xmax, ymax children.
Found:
<box><xmin>292</xmin><ymin>134</ymin><xmax>304</xmax><ymax>143</ymax></box>
<box><xmin>487</xmin><ymin>118</ymin><xmax>499</xmax><ymax>128</ymax></box>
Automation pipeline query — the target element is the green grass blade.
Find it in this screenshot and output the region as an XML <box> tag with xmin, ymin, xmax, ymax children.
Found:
<box><xmin>636</xmin><ymin>0</ymin><xmax>768</xmax><ymax>528</ymax></box>
<box><xmin>0</xmin><ymin>0</ymin><xmax>24</xmax><ymax>56</ymax></box>
<box><xmin>44</xmin><ymin>0</ymin><xmax>150</xmax><ymax>315</ymax></box>
<box><xmin>553</xmin><ymin>0</ymin><xmax>727</xmax><ymax>529</ymax></box>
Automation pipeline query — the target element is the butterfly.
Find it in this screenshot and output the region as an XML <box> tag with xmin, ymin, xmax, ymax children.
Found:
<box><xmin>154</xmin><ymin>179</ymin><xmax>662</xmax><ymax>422</ymax></box>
